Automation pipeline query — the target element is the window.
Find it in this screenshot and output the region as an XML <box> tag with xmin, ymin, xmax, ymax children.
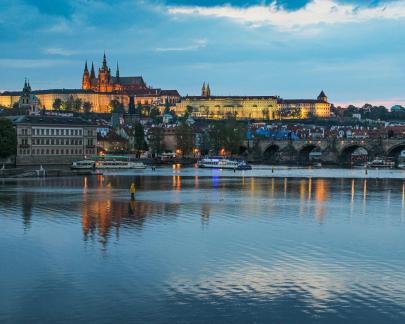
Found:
<box><xmin>46</xmin><ymin>129</ymin><xmax>49</xmax><ymax>135</ymax></box>
<box><xmin>51</xmin><ymin>129</ymin><xmax>54</xmax><ymax>135</ymax></box>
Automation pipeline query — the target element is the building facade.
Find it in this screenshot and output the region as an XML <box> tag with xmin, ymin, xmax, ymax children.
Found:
<box><xmin>174</xmin><ymin>84</ymin><xmax>331</xmax><ymax>120</ymax></box>
<box><xmin>13</xmin><ymin>116</ymin><xmax>97</xmax><ymax>166</ymax></box>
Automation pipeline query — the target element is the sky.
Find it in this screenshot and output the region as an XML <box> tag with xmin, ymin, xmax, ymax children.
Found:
<box><xmin>0</xmin><ymin>0</ymin><xmax>405</xmax><ymax>106</ymax></box>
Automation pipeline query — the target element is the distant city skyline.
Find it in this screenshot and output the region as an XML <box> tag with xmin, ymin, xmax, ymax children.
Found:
<box><xmin>1</xmin><ymin>0</ymin><xmax>405</xmax><ymax>107</ymax></box>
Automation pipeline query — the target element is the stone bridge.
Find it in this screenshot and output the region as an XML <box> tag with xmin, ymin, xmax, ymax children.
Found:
<box><xmin>243</xmin><ymin>138</ymin><xmax>405</xmax><ymax>164</ymax></box>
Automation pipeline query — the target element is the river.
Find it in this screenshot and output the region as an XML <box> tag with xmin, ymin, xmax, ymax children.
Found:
<box><xmin>1</xmin><ymin>166</ymin><xmax>405</xmax><ymax>323</ymax></box>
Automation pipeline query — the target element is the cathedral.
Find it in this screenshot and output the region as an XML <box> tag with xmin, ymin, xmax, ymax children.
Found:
<box><xmin>82</xmin><ymin>53</ymin><xmax>147</xmax><ymax>93</ymax></box>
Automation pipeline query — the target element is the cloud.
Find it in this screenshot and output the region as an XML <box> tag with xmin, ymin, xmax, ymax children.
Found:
<box><xmin>0</xmin><ymin>59</ymin><xmax>73</xmax><ymax>69</ymax></box>
<box><xmin>155</xmin><ymin>39</ymin><xmax>208</xmax><ymax>52</ymax></box>
<box><xmin>168</xmin><ymin>0</ymin><xmax>405</xmax><ymax>30</ymax></box>
<box><xmin>43</xmin><ymin>47</ymin><xmax>78</xmax><ymax>56</ymax></box>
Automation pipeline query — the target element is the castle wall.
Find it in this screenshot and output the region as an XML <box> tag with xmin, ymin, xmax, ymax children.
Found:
<box><xmin>0</xmin><ymin>93</ymin><xmax>172</xmax><ymax>113</ymax></box>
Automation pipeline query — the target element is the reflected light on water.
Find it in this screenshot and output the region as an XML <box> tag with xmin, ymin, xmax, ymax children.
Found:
<box><xmin>2</xmin><ymin>175</ymin><xmax>405</xmax><ymax>323</ymax></box>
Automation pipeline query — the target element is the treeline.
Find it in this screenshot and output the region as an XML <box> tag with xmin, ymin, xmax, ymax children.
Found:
<box><xmin>148</xmin><ymin>120</ymin><xmax>247</xmax><ymax>157</ymax></box>
<box><xmin>334</xmin><ymin>104</ymin><xmax>405</xmax><ymax>121</ymax></box>
<box><xmin>52</xmin><ymin>96</ymin><xmax>93</xmax><ymax>113</ymax></box>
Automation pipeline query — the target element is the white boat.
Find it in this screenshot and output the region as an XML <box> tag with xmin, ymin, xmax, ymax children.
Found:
<box><xmin>198</xmin><ymin>157</ymin><xmax>252</xmax><ymax>170</ymax></box>
<box><xmin>71</xmin><ymin>160</ymin><xmax>95</xmax><ymax>170</ymax></box>
<box><xmin>367</xmin><ymin>157</ymin><xmax>395</xmax><ymax>168</ymax></box>
<box><xmin>95</xmin><ymin>160</ymin><xmax>146</xmax><ymax>169</ymax></box>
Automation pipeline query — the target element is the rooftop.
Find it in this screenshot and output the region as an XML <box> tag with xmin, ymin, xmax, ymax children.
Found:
<box><xmin>13</xmin><ymin>115</ymin><xmax>97</xmax><ymax>126</ymax></box>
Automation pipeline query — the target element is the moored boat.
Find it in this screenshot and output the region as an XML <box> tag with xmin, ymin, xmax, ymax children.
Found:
<box><xmin>95</xmin><ymin>160</ymin><xmax>146</xmax><ymax>169</ymax></box>
<box><xmin>71</xmin><ymin>160</ymin><xmax>95</xmax><ymax>170</ymax></box>
<box><xmin>198</xmin><ymin>157</ymin><xmax>252</xmax><ymax>170</ymax></box>
<box><xmin>367</xmin><ymin>157</ymin><xmax>395</xmax><ymax>168</ymax></box>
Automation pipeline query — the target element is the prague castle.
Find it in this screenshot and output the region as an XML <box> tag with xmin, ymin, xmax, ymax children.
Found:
<box><xmin>0</xmin><ymin>54</ymin><xmax>180</xmax><ymax>113</ymax></box>
<box><xmin>0</xmin><ymin>55</ymin><xmax>331</xmax><ymax>119</ymax></box>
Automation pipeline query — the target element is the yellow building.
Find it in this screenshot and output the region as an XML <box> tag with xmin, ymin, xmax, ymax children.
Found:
<box><xmin>174</xmin><ymin>84</ymin><xmax>331</xmax><ymax>120</ymax></box>
<box><xmin>0</xmin><ymin>88</ymin><xmax>180</xmax><ymax>113</ymax></box>
<box><xmin>176</xmin><ymin>95</ymin><xmax>279</xmax><ymax>120</ymax></box>
<box><xmin>278</xmin><ymin>91</ymin><xmax>331</xmax><ymax>118</ymax></box>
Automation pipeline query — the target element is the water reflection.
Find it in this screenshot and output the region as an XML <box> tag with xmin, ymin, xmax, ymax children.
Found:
<box><xmin>1</xmin><ymin>175</ymin><xmax>405</xmax><ymax>323</ymax></box>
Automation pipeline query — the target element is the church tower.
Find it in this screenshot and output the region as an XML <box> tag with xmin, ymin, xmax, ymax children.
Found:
<box><xmin>201</xmin><ymin>82</ymin><xmax>206</xmax><ymax>97</ymax></box>
<box><xmin>317</xmin><ymin>90</ymin><xmax>328</xmax><ymax>102</ymax></box>
<box><xmin>206</xmin><ymin>83</ymin><xmax>211</xmax><ymax>97</ymax></box>
<box><xmin>98</xmin><ymin>52</ymin><xmax>113</xmax><ymax>92</ymax></box>
<box><xmin>82</xmin><ymin>61</ymin><xmax>91</xmax><ymax>90</ymax></box>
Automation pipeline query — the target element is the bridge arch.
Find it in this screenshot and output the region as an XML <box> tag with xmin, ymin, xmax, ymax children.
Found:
<box><xmin>386</xmin><ymin>143</ymin><xmax>405</xmax><ymax>158</ymax></box>
<box><xmin>339</xmin><ymin>144</ymin><xmax>369</xmax><ymax>164</ymax></box>
<box><xmin>298</xmin><ymin>144</ymin><xmax>321</xmax><ymax>164</ymax></box>
<box><xmin>263</xmin><ymin>144</ymin><xmax>280</xmax><ymax>162</ymax></box>
<box><xmin>239</xmin><ymin>145</ymin><xmax>248</xmax><ymax>156</ymax></box>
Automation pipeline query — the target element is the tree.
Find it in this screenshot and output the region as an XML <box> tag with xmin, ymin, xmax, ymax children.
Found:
<box><xmin>52</xmin><ymin>98</ymin><xmax>62</xmax><ymax>111</ymax></box>
<box><xmin>149</xmin><ymin>127</ymin><xmax>164</xmax><ymax>155</ymax></box>
<box><xmin>109</xmin><ymin>99</ymin><xmax>124</xmax><ymax>113</ymax></box>
<box><xmin>208</xmin><ymin>121</ymin><xmax>246</xmax><ymax>155</ymax></box>
<box><xmin>82</xmin><ymin>101</ymin><xmax>93</xmax><ymax>114</ymax></box>
<box><xmin>72</xmin><ymin>98</ymin><xmax>82</xmax><ymax>112</ymax></box>
<box><xmin>149</xmin><ymin>106</ymin><xmax>161</xmax><ymax>120</ymax></box>
<box><xmin>0</xmin><ymin>118</ymin><xmax>17</xmax><ymax>159</ymax></box>
<box><xmin>175</xmin><ymin>122</ymin><xmax>194</xmax><ymax>156</ymax></box>
<box><xmin>62</xmin><ymin>95</ymin><xmax>75</xmax><ymax>111</ymax></box>
<box><xmin>134</xmin><ymin>123</ymin><xmax>146</xmax><ymax>156</ymax></box>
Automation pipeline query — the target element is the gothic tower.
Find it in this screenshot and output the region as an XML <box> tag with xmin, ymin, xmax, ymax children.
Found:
<box><xmin>201</xmin><ymin>82</ymin><xmax>206</xmax><ymax>97</ymax></box>
<box><xmin>206</xmin><ymin>83</ymin><xmax>211</xmax><ymax>97</ymax></box>
<box><xmin>98</xmin><ymin>52</ymin><xmax>112</xmax><ymax>92</ymax></box>
<box><xmin>82</xmin><ymin>61</ymin><xmax>91</xmax><ymax>90</ymax></box>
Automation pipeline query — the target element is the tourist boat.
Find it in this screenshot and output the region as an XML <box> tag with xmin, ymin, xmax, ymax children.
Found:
<box><xmin>198</xmin><ymin>157</ymin><xmax>252</xmax><ymax>170</ymax></box>
<box><xmin>95</xmin><ymin>160</ymin><xmax>146</xmax><ymax>169</ymax></box>
<box><xmin>367</xmin><ymin>157</ymin><xmax>395</xmax><ymax>168</ymax></box>
<box><xmin>71</xmin><ymin>160</ymin><xmax>95</xmax><ymax>170</ymax></box>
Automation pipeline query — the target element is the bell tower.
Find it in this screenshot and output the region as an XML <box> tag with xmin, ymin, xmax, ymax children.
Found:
<box><xmin>317</xmin><ymin>90</ymin><xmax>328</xmax><ymax>103</ymax></box>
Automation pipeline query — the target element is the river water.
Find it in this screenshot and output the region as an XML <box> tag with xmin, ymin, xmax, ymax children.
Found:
<box><xmin>1</xmin><ymin>166</ymin><xmax>405</xmax><ymax>323</ymax></box>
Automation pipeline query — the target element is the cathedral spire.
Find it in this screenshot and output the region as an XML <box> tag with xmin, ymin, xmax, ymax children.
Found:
<box><xmin>102</xmin><ymin>52</ymin><xmax>107</xmax><ymax>69</ymax></box>
<box><xmin>201</xmin><ymin>82</ymin><xmax>206</xmax><ymax>96</ymax></box>
<box><xmin>84</xmin><ymin>60</ymin><xmax>89</xmax><ymax>73</ymax></box>
<box><xmin>206</xmin><ymin>83</ymin><xmax>211</xmax><ymax>97</ymax></box>
<box><xmin>90</xmin><ymin>62</ymin><xmax>95</xmax><ymax>79</ymax></box>
<box><xmin>116</xmin><ymin>62</ymin><xmax>120</xmax><ymax>79</ymax></box>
